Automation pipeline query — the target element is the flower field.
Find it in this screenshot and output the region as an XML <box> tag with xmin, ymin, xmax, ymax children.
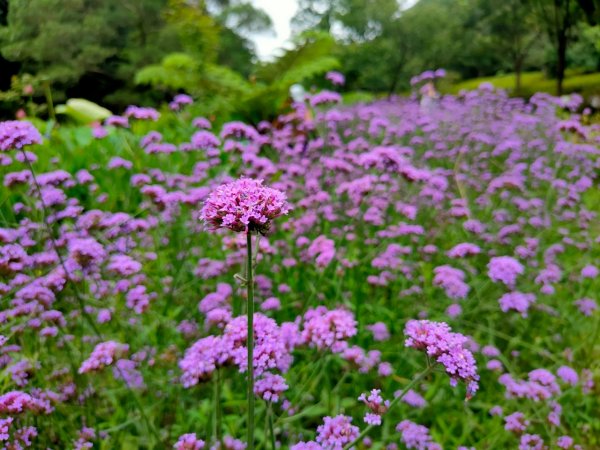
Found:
<box><xmin>0</xmin><ymin>84</ymin><xmax>599</xmax><ymax>449</ymax></box>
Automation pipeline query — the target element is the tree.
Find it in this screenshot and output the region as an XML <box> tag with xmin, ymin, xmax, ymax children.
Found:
<box><xmin>532</xmin><ymin>0</ymin><xmax>582</xmax><ymax>94</ymax></box>
<box><xmin>576</xmin><ymin>0</ymin><xmax>600</xmax><ymax>24</ymax></box>
<box><xmin>0</xmin><ymin>1</ymin><xmax>127</xmax><ymax>86</ymax></box>
<box><xmin>477</xmin><ymin>0</ymin><xmax>541</xmax><ymax>92</ymax></box>
<box><xmin>292</xmin><ymin>0</ymin><xmax>413</xmax><ymax>94</ymax></box>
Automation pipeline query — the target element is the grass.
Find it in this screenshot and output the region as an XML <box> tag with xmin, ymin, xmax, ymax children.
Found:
<box><xmin>443</xmin><ymin>71</ymin><xmax>600</xmax><ymax>98</ymax></box>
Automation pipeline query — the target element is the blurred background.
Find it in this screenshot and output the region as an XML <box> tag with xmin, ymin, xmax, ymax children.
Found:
<box><xmin>1</xmin><ymin>0</ymin><xmax>599</xmax><ymax>121</ymax></box>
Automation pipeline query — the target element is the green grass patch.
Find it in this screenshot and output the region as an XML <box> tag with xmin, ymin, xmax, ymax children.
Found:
<box><xmin>443</xmin><ymin>71</ymin><xmax>600</xmax><ymax>98</ymax></box>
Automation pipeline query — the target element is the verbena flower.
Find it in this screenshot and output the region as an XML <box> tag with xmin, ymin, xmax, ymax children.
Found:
<box><xmin>358</xmin><ymin>389</ymin><xmax>390</xmax><ymax>425</ymax></box>
<box><xmin>487</xmin><ymin>256</ymin><xmax>524</xmax><ymax>287</ymax></box>
<box><xmin>396</xmin><ymin>420</ymin><xmax>441</xmax><ymax>450</ymax></box>
<box><xmin>79</xmin><ymin>341</ymin><xmax>129</xmax><ymax>374</ymax></box>
<box><xmin>173</xmin><ymin>433</ymin><xmax>205</xmax><ymax>449</ymax></box>
<box><xmin>200</xmin><ymin>178</ymin><xmax>290</xmax><ymax>233</ymax></box>
<box><xmin>0</xmin><ymin>121</ymin><xmax>42</xmax><ymax>152</ymax></box>
<box><xmin>315</xmin><ymin>415</ymin><xmax>359</xmax><ymax>449</ymax></box>
<box><xmin>404</xmin><ymin>320</ymin><xmax>479</xmax><ymax>397</ymax></box>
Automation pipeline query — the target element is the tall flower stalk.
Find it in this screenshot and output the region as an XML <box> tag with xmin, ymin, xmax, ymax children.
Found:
<box><xmin>246</xmin><ymin>229</ymin><xmax>255</xmax><ymax>448</ymax></box>
<box><xmin>201</xmin><ymin>178</ymin><xmax>290</xmax><ymax>449</ymax></box>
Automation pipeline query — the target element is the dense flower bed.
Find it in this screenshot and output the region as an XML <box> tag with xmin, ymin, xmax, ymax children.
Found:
<box><xmin>0</xmin><ymin>82</ymin><xmax>598</xmax><ymax>449</ymax></box>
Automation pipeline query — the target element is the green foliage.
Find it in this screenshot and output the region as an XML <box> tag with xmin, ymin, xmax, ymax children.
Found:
<box><xmin>291</xmin><ymin>0</ymin><xmax>600</xmax><ymax>97</ymax></box>
<box><xmin>240</xmin><ymin>32</ymin><xmax>339</xmax><ymax>122</ymax></box>
<box><xmin>135</xmin><ymin>53</ymin><xmax>201</xmax><ymax>92</ymax></box>
<box><xmin>164</xmin><ymin>0</ymin><xmax>220</xmax><ymax>61</ymax></box>
<box><xmin>134</xmin><ymin>32</ymin><xmax>339</xmax><ymax>123</ymax></box>
<box><xmin>0</xmin><ymin>0</ymin><xmax>270</xmax><ymax>117</ymax></box>
<box><xmin>0</xmin><ymin>0</ymin><xmax>123</xmax><ymax>85</ymax></box>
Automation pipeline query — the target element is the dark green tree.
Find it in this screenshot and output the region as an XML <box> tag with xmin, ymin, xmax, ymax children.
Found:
<box><xmin>532</xmin><ymin>0</ymin><xmax>582</xmax><ymax>94</ymax></box>
<box><xmin>476</xmin><ymin>0</ymin><xmax>541</xmax><ymax>91</ymax></box>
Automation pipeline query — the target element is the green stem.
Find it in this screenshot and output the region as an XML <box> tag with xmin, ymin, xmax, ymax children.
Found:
<box><xmin>215</xmin><ymin>368</ymin><xmax>223</xmax><ymax>445</ymax></box>
<box><xmin>268</xmin><ymin>403</ymin><xmax>276</xmax><ymax>450</ymax></box>
<box><xmin>43</xmin><ymin>81</ymin><xmax>56</xmax><ymax>123</ymax></box>
<box><xmin>246</xmin><ymin>230</ymin><xmax>255</xmax><ymax>449</ymax></box>
<box><xmin>342</xmin><ymin>366</ymin><xmax>433</xmax><ymax>450</ymax></box>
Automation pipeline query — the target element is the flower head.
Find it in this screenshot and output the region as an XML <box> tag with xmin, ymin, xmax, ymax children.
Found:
<box><xmin>316</xmin><ymin>415</ymin><xmax>359</xmax><ymax>449</ymax></box>
<box><xmin>404</xmin><ymin>320</ymin><xmax>479</xmax><ymax>397</ymax></box>
<box><xmin>200</xmin><ymin>178</ymin><xmax>290</xmax><ymax>233</ymax></box>
<box><xmin>0</xmin><ymin>121</ymin><xmax>42</xmax><ymax>152</ymax></box>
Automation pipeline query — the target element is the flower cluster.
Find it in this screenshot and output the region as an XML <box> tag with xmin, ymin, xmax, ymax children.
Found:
<box><xmin>358</xmin><ymin>389</ymin><xmax>390</xmax><ymax>425</ymax></box>
<box><xmin>0</xmin><ymin>121</ymin><xmax>42</xmax><ymax>151</ymax></box>
<box><xmin>404</xmin><ymin>320</ymin><xmax>479</xmax><ymax>397</ymax></box>
<box><xmin>200</xmin><ymin>178</ymin><xmax>290</xmax><ymax>233</ymax></box>
<box><xmin>78</xmin><ymin>341</ymin><xmax>129</xmax><ymax>374</ymax></box>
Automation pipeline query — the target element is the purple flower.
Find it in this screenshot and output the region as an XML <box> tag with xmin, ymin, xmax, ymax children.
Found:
<box><xmin>404</xmin><ymin>320</ymin><xmax>479</xmax><ymax>397</ymax></box>
<box><xmin>310</xmin><ymin>91</ymin><xmax>342</xmax><ymax>107</ymax></box>
<box><xmin>0</xmin><ymin>121</ymin><xmax>42</xmax><ymax>151</ymax></box>
<box><xmin>170</xmin><ymin>94</ymin><xmax>194</xmax><ymax>111</ymax></box>
<box><xmin>433</xmin><ymin>265</ymin><xmax>470</xmax><ymax>299</ymax></box>
<box><xmin>291</xmin><ymin>443</ymin><xmax>322</xmax><ymax>450</ymax></box>
<box><xmin>306</xmin><ymin>235</ymin><xmax>336</xmax><ymax>268</ymax></box>
<box><xmin>581</xmin><ymin>264</ymin><xmax>598</xmax><ymax>278</ymax></box>
<box><xmin>68</xmin><ymin>238</ymin><xmax>106</xmax><ymax>268</ymax></box>
<box><xmin>519</xmin><ymin>434</ymin><xmax>545</xmax><ymax>450</ymax></box>
<box><xmin>489</xmin><ymin>405</ymin><xmax>503</xmax><ymax>416</ymax></box>
<box><xmin>92</xmin><ymin>125</ymin><xmax>108</xmax><ymax>139</ymax></box>
<box><xmin>316</xmin><ymin>415</ymin><xmax>359</xmax><ymax>449</ymax></box>
<box><xmin>113</xmin><ymin>359</ymin><xmax>145</xmax><ymax>389</ymax></box>
<box><xmin>396</xmin><ymin>420</ymin><xmax>440</xmax><ymax>450</ymax></box>
<box><xmin>488</xmin><ymin>256</ymin><xmax>524</xmax><ymax>287</ymax></box>
<box><xmin>325</xmin><ymin>71</ymin><xmax>345</xmax><ymax>86</ymax></box>
<box><xmin>173</xmin><ymin>433</ymin><xmax>205</xmax><ymax>449</ymax></box>
<box><xmin>498</xmin><ymin>292</ymin><xmax>536</xmax><ymax>317</ymax></box>
<box><xmin>179</xmin><ymin>336</ymin><xmax>223</xmax><ymax>387</ymax></box>
<box><xmin>301</xmin><ymin>306</ymin><xmax>357</xmax><ymax>351</ymax></box>
<box><xmin>447</xmin><ymin>243</ymin><xmax>481</xmax><ymax>258</ymax></box>
<box><xmin>499</xmin><ymin>369</ymin><xmax>560</xmax><ymax>401</ymax></box>
<box><xmin>193</xmin><ymin>117</ymin><xmax>211</xmax><ymax>129</ymax></box>
<box><xmin>358</xmin><ymin>389</ymin><xmax>390</xmax><ymax>425</ymax></box>
<box><xmin>400</xmin><ymin>389</ymin><xmax>427</xmax><ymax>408</ymax></box>
<box><xmin>200</xmin><ymin>178</ymin><xmax>290</xmax><ymax>233</ymax></box>
<box><xmin>574</xmin><ymin>298</ymin><xmax>597</xmax><ymax>316</ymax></box>
<box><xmin>367</xmin><ymin>322</ymin><xmax>390</xmax><ymax>341</ymax></box>
<box><xmin>124</xmin><ymin>106</ymin><xmax>160</xmax><ymax>121</ymax></box>
<box><xmin>556</xmin><ymin>366</ymin><xmax>578</xmax><ymax>385</ymax></box>
<box><xmin>190</xmin><ymin>130</ymin><xmax>220</xmax><ymax>151</ymax></box>
<box><xmin>504</xmin><ymin>411</ymin><xmax>529</xmax><ymax>433</ymax></box>
<box><xmin>254</xmin><ymin>373</ymin><xmax>288</xmax><ymax>402</ymax></box>
<box><xmin>107</xmin><ymin>157</ymin><xmax>133</xmax><ymax>170</ymax></box>
<box><xmin>105</xmin><ymin>115</ymin><xmax>129</xmax><ymax>127</ymax></box>
<box><xmin>556</xmin><ymin>436</ymin><xmax>574</xmax><ymax>449</ymax></box>
<box><xmin>79</xmin><ymin>341</ymin><xmax>129</xmax><ymax>374</ymax></box>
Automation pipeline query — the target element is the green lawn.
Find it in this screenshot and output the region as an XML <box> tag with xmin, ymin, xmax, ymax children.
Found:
<box><xmin>443</xmin><ymin>71</ymin><xmax>600</xmax><ymax>98</ymax></box>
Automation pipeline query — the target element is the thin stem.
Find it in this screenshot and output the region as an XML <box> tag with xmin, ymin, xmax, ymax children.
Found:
<box><xmin>268</xmin><ymin>403</ymin><xmax>276</xmax><ymax>450</ymax></box>
<box><xmin>342</xmin><ymin>366</ymin><xmax>433</xmax><ymax>450</ymax></box>
<box><xmin>246</xmin><ymin>230</ymin><xmax>255</xmax><ymax>450</ymax></box>
<box><xmin>20</xmin><ymin>150</ymin><xmax>100</xmax><ymax>336</ymax></box>
<box><xmin>43</xmin><ymin>81</ymin><xmax>56</xmax><ymax>122</ymax></box>
<box><xmin>215</xmin><ymin>368</ymin><xmax>223</xmax><ymax>445</ymax></box>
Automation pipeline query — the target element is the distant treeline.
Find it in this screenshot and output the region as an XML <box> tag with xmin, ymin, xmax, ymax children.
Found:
<box><xmin>1</xmin><ymin>0</ymin><xmax>599</xmax><ymax>118</ymax></box>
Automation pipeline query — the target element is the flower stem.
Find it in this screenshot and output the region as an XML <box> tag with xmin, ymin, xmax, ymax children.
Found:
<box><xmin>268</xmin><ymin>403</ymin><xmax>276</xmax><ymax>450</ymax></box>
<box><xmin>215</xmin><ymin>368</ymin><xmax>223</xmax><ymax>445</ymax></box>
<box><xmin>246</xmin><ymin>230</ymin><xmax>255</xmax><ymax>449</ymax></box>
<box><xmin>342</xmin><ymin>366</ymin><xmax>433</xmax><ymax>450</ymax></box>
